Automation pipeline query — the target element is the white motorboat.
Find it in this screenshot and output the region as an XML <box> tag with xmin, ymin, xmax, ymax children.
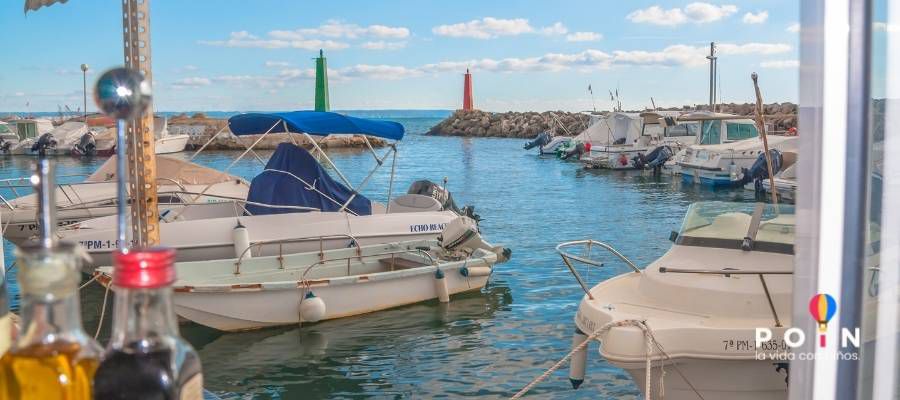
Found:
<box><xmin>4</xmin><ymin>118</ymin><xmax>54</xmax><ymax>154</ymax></box>
<box><xmin>0</xmin><ymin>122</ymin><xmax>18</xmax><ymax>152</ymax></box>
<box><xmin>1</xmin><ymin>155</ymin><xmax>250</xmax><ymax>244</ymax></box>
<box><xmin>60</xmin><ymin>111</ymin><xmax>485</xmax><ymax>270</ymax></box>
<box><xmin>94</xmin><ymin>217</ymin><xmax>510</xmax><ymax>331</ymax></box>
<box><xmin>667</xmin><ymin>112</ymin><xmax>798</xmax><ymax>186</ymax></box>
<box><xmin>523</xmin><ymin>132</ymin><xmax>572</xmax><ymax>155</ymax></box>
<box><xmin>558</xmin><ymin>201</ymin><xmax>794</xmax><ymax>400</ymax></box>
<box><xmin>580</xmin><ymin>111</ymin><xmax>692</xmax><ymax>170</ymax></box>
<box><xmin>153</xmin><ymin>116</ymin><xmax>190</xmax><ymax>154</ymax></box>
<box><xmin>10</xmin><ymin>121</ymin><xmax>87</xmax><ymax>156</ymax></box>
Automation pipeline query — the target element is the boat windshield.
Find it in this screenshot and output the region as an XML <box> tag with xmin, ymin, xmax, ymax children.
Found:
<box><xmin>676</xmin><ymin>201</ymin><xmax>795</xmax><ymax>253</ymax></box>
<box><xmin>0</xmin><ymin>124</ymin><xmax>10</xmax><ymax>134</ymax></box>
<box><xmin>664</xmin><ymin>122</ymin><xmax>699</xmax><ymax>137</ymax></box>
<box><xmin>698</xmin><ymin>120</ymin><xmax>721</xmax><ymax>145</ymax></box>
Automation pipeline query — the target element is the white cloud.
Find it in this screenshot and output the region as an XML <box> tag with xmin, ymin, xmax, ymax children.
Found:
<box><xmin>199</xmin><ymin>31</ymin><xmax>350</xmax><ymax>50</ymax></box>
<box><xmin>540</xmin><ymin>22</ymin><xmax>568</xmax><ymax>35</ymax></box>
<box><xmin>341</xmin><ymin>64</ymin><xmax>423</xmax><ymax>80</ymax></box>
<box><xmin>264</xmin><ymin>61</ymin><xmax>291</xmax><ymax>68</ymax></box>
<box><xmin>14</xmin><ymin>92</ymin><xmax>24</xmax><ymax>97</ymax></box>
<box><xmin>360</xmin><ymin>41</ymin><xmax>407</xmax><ymax>50</ymax></box>
<box><xmin>182</xmin><ymin>65</ymin><xmax>199</xmax><ymax>71</ymax></box>
<box><xmin>627</xmin><ymin>3</ymin><xmax>738</xmax><ymax>26</ymax></box>
<box><xmin>432</xmin><ymin>17</ymin><xmax>534</xmax><ymax>39</ymax></box>
<box><xmin>171</xmin><ymin>77</ymin><xmax>212</xmax><ymax>89</ymax></box>
<box><xmin>272</xmin><ymin>21</ymin><xmax>410</xmax><ymax>40</ymax></box>
<box><xmin>786</xmin><ymin>22</ymin><xmax>800</xmax><ymax>32</ymax></box>
<box><xmin>742</xmin><ymin>11</ymin><xmax>768</xmax><ymax>24</ymax></box>
<box><xmin>566</xmin><ymin>32</ymin><xmax>602</xmax><ymax>42</ymax></box>
<box><xmin>760</xmin><ymin>59</ymin><xmax>799</xmax><ymax>69</ymax></box>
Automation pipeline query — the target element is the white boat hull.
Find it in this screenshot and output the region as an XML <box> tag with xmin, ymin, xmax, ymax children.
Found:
<box><xmin>172</xmin><ymin>259</ymin><xmax>490</xmax><ymax>331</ymax></box>
<box><xmin>62</xmin><ymin>206</ymin><xmax>460</xmax><ymax>270</ymax></box>
<box><xmin>155</xmin><ymin>134</ymin><xmax>190</xmax><ymax>154</ymax></box>
<box><xmin>614</xmin><ymin>358</ymin><xmax>788</xmax><ymax>400</ymax></box>
<box><xmin>539</xmin><ymin>136</ymin><xmax>572</xmax><ymax>155</ymax></box>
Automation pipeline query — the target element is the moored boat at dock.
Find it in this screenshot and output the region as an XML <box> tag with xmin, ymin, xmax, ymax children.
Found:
<box><xmin>557</xmin><ymin>201</ymin><xmax>794</xmax><ymax>400</ymax></box>
<box><xmin>94</xmin><ymin>217</ymin><xmax>510</xmax><ymax>331</ymax></box>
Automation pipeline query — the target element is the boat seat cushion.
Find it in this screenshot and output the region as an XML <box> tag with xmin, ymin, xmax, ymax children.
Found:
<box><xmin>388</xmin><ymin>194</ymin><xmax>442</xmax><ymax>213</ymax></box>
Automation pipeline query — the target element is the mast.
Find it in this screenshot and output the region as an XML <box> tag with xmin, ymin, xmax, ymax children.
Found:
<box><xmin>706</xmin><ymin>42</ymin><xmax>717</xmax><ymax>111</ymax></box>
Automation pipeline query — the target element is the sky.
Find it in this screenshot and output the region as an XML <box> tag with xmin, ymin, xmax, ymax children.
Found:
<box><xmin>0</xmin><ymin>0</ymin><xmax>800</xmax><ymax>112</ymax></box>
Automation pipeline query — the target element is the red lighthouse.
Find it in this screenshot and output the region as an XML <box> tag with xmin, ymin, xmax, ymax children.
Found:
<box><xmin>462</xmin><ymin>68</ymin><xmax>474</xmax><ymax>111</ymax></box>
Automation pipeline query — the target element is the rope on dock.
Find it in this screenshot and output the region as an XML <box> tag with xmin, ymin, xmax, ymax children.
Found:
<box><xmin>509</xmin><ymin>320</ymin><xmax>705</xmax><ymax>400</ymax></box>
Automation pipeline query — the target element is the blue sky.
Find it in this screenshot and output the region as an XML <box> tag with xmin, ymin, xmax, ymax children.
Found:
<box><xmin>1</xmin><ymin>0</ymin><xmax>799</xmax><ymax>112</ymax></box>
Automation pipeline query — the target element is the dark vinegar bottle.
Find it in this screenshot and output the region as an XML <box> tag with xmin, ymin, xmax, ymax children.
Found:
<box><xmin>93</xmin><ymin>248</ymin><xmax>202</xmax><ymax>400</ymax></box>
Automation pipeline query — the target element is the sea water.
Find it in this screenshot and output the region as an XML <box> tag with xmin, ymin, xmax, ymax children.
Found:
<box><xmin>0</xmin><ymin>113</ymin><xmax>759</xmax><ymax>399</ymax></box>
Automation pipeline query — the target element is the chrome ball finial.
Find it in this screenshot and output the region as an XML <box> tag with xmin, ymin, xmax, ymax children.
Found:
<box><xmin>94</xmin><ymin>67</ymin><xmax>152</xmax><ymax>120</ymax></box>
<box><xmin>80</xmin><ymin>63</ymin><xmax>89</xmax><ymax>72</ymax></box>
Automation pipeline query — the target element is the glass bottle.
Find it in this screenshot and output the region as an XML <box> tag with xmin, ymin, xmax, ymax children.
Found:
<box><xmin>0</xmin><ymin>242</ymin><xmax>102</xmax><ymax>400</ymax></box>
<box><xmin>0</xmin><ymin>269</ymin><xmax>9</xmax><ymax>356</ymax></box>
<box><xmin>92</xmin><ymin>248</ymin><xmax>202</xmax><ymax>400</ymax></box>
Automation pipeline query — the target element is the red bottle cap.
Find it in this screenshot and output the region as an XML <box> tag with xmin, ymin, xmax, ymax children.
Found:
<box><xmin>113</xmin><ymin>247</ymin><xmax>177</xmax><ymax>289</ymax></box>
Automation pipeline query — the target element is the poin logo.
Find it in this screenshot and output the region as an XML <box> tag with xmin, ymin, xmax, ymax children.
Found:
<box><xmin>808</xmin><ymin>293</ymin><xmax>837</xmax><ymax>348</ymax></box>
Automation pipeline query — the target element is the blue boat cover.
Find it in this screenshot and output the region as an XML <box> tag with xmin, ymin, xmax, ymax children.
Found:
<box><xmin>245</xmin><ymin>143</ymin><xmax>372</xmax><ymax>216</ymax></box>
<box><xmin>228</xmin><ymin>111</ymin><xmax>404</xmax><ymax>141</ymax></box>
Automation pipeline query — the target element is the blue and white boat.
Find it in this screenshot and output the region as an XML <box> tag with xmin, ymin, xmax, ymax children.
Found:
<box><xmin>668</xmin><ymin>112</ymin><xmax>798</xmax><ymax>186</ymax></box>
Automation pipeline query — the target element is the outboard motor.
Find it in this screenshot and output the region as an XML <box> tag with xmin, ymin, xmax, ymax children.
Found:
<box><xmin>0</xmin><ymin>138</ymin><xmax>11</xmax><ymax>154</ymax></box>
<box><xmin>73</xmin><ymin>132</ymin><xmax>97</xmax><ymax>157</ymax></box>
<box><xmin>407</xmin><ymin>180</ymin><xmax>480</xmax><ymax>221</ymax></box>
<box><xmin>740</xmin><ymin>149</ymin><xmax>784</xmax><ymax>190</ymax></box>
<box><xmin>523</xmin><ymin>132</ymin><xmax>551</xmax><ymax>150</ymax></box>
<box><xmin>560</xmin><ymin>142</ymin><xmax>586</xmax><ymax>160</ymax></box>
<box><xmin>30</xmin><ymin>133</ymin><xmax>57</xmax><ymax>156</ymax></box>
<box><xmin>633</xmin><ymin>145</ymin><xmax>674</xmax><ymax>170</ymax></box>
<box><xmin>438</xmin><ymin>216</ymin><xmax>511</xmax><ymax>262</ymax></box>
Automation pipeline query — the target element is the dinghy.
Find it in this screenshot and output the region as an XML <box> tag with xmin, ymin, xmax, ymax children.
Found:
<box><xmin>557</xmin><ymin>201</ymin><xmax>794</xmax><ymax>400</ymax></box>
<box><xmin>60</xmin><ymin>111</ymin><xmax>483</xmax><ymax>270</ymax></box>
<box><xmin>95</xmin><ymin>217</ymin><xmax>511</xmax><ymax>331</ymax></box>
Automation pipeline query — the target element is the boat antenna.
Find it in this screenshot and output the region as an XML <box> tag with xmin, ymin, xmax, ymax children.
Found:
<box><xmin>650</xmin><ymin>97</ymin><xmax>657</xmax><ymax>111</ymax></box>
<box><xmin>751</xmin><ymin>72</ymin><xmax>780</xmax><ymax>207</ymax></box>
<box><xmin>587</xmin><ymin>84</ymin><xmax>596</xmax><ymax>112</ymax></box>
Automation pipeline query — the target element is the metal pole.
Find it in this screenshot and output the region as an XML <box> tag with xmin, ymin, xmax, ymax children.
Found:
<box><xmin>751</xmin><ymin>73</ymin><xmax>780</xmax><ymax>206</ymax></box>
<box><xmin>707</xmin><ymin>42</ymin><xmax>717</xmax><ymax>110</ymax></box>
<box><xmin>81</xmin><ymin>64</ymin><xmax>89</xmax><ymax>120</ymax></box>
<box><xmin>122</xmin><ymin>0</ymin><xmax>159</xmax><ymax>246</ymax></box>
<box><xmin>115</xmin><ymin>119</ymin><xmax>128</xmax><ymax>249</ymax></box>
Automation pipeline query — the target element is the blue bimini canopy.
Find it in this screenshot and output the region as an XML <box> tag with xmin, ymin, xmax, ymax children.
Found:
<box><xmin>228</xmin><ymin>111</ymin><xmax>404</xmax><ymax>141</ymax></box>
<box><xmin>245</xmin><ymin>143</ymin><xmax>372</xmax><ymax>216</ymax></box>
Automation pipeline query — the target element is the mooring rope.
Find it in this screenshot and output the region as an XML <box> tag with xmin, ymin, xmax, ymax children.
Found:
<box><xmin>510</xmin><ymin>319</ymin><xmax>653</xmax><ymax>399</ymax></box>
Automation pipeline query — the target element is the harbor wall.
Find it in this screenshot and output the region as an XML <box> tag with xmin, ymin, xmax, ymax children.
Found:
<box><xmin>427</xmin><ymin>102</ymin><xmax>798</xmax><ymax>138</ymax></box>
<box><xmin>167</xmin><ymin>114</ymin><xmax>385</xmax><ymax>150</ymax></box>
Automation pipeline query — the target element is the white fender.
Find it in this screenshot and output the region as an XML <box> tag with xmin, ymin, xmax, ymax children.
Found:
<box><xmin>569</xmin><ymin>328</ymin><xmax>588</xmax><ymax>389</ymax></box>
<box><xmin>460</xmin><ymin>265</ymin><xmax>492</xmax><ymax>277</ymax></box>
<box><xmin>232</xmin><ymin>221</ymin><xmax>252</xmax><ymax>259</ymax></box>
<box><xmin>434</xmin><ymin>269</ymin><xmax>450</xmax><ymax>303</ymax></box>
<box><xmin>299</xmin><ymin>291</ymin><xmax>326</xmax><ymax>323</ymax></box>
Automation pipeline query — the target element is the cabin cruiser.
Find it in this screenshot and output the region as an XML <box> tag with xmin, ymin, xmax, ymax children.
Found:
<box><xmin>94</xmin><ymin>217</ymin><xmax>510</xmax><ymax>331</ymax></box>
<box><xmin>558</xmin><ymin>201</ymin><xmax>794</xmax><ymax>400</ymax></box>
<box><xmin>0</xmin><ymin>122</ymin><xmax>17</xmax><ymax>153</ymax></box>
<box><xmin>3</xmin><ymin>118</ymin><xmax>54</xmax><ymax>154</ymax></box>
<box><xmin>59</xmin><ymin>111</ymin><xmax>486</xmax><ymax>270</ymax></box>
<box><xmin>1</xmin><ymin>155</ymin><xmax>249</xmax><ymax>244</ymax></box>
<box><xmin>580</xmin><ymin>111</ymin><xmax>692</xmax><ymax>170</ymax></box>
<box><xmin>666</xmin><ymin>112</ymin><xmax>798</xmax><ymax>186</ymax></box>
<box><xmin>72</xmin><ymin>116</ymin><xmax>187</xmax><ymax>156</ymax></box>
<box><xmin>11</xmin><ymin>121</ymin><xmax>88</xmax><ymax>156</ymax></box>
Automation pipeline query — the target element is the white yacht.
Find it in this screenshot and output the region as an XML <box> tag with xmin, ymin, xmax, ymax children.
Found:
<box><xmin>667</xmin><ymin>112</ymin><xmax>797</xmax><ymax>186</ymax></box>
<box><xmin>558</xmin><ymin>201</ymin><xmax>794</xmax><ymax>400</ymax></box>
<box><xmin>4</xmin><ymin>118</ymin><xmax>54</xmax><ymax>154</ymax></box>
<box><xmin>153</xmin><ymin>116</ymin><xmax>190</xmax><ymax>154</ymax></box>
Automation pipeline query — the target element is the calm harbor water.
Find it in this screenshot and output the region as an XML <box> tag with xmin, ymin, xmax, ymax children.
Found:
<box><xmin>1</xmin><ymin>115</ymin><xmax>759</xmax><ymax>399</ymax></box>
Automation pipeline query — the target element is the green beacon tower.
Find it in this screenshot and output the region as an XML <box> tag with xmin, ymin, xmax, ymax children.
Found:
<box><xmin>315</xmin><ymin>49</ymin><xmax>330</xmax><ymax>111</ymax></box>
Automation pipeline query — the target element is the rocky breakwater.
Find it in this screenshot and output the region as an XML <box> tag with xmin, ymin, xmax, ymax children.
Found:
<box><xmin>167</xmin><ymin>113</ymin><xmax>386</xmax><ymax>150</ymax></box>
<box><xmin>427</xmin><ymin>110</ymin><xmax>590</xmax><ymax>138</ymax></box>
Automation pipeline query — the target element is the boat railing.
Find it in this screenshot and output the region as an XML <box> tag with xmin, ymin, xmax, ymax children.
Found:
<box><xmin>0</xmin><ymin>173</ymin><xmax>92</xmax><ymax>210</ymax></box>
<box><xmin>556</xmin><ymin>239</ymin><xmax>642</xmax><ymax>300</ymax></box>
<box><xmin>233</xmin><ymin>233</ymin><xmax>437</xmax><ymax>275</ymax></box>
<box><xmin>659</xmin><ymin>267</ymin><xmax>793</xmax><ymax>327</ymax></box>
<box><xmin>297</xmin><ymin>247</ymin><xmax>438</xmax><ymax>282</ymax></box>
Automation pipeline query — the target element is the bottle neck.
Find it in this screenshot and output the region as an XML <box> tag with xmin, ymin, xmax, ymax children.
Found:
<box><xmin>108</xmin><ymin>287</ymin><xmax>180</xmax><ymax>349</ymax></box>
<box><xmin>18</xmin><ymin>290</ymin><xmax>86</xmax><ymax>346</ymax></box>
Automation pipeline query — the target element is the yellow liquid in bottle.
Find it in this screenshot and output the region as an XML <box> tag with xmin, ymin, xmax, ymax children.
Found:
<box><xmin>0</xmin><ymin>341</ymin><xmax>98</xmax><ymax>400</ymax></box>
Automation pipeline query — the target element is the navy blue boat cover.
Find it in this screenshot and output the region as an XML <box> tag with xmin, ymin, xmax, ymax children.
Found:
<box><xmin>228</xmin><ymin>111</ymin><xmax>404</xmax><ymax>141</ymax></box>
<box><xmin>245</xmin><ymin>143</ymin><xmax>372</xmax><ymax>216</ymax></box>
